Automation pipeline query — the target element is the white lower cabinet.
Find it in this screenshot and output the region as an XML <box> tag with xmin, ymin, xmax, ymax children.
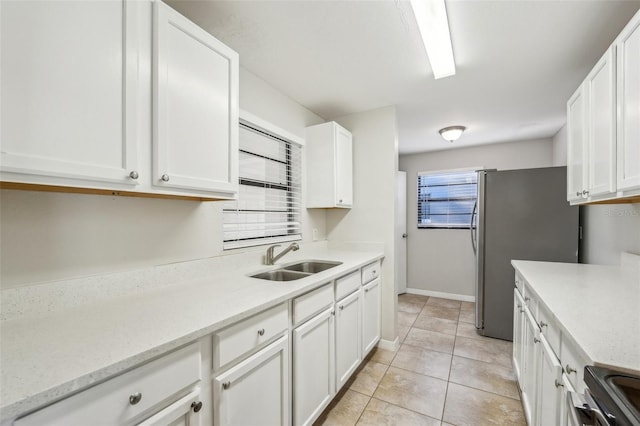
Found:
<box><xmin>361</xmin><ymin>278</ymin><xmax>381</xmax><ymax>355</ymax></box>
<box><xmin>14</xmin><ymin>343</ymin><xmax>203</xmax><ymax>426</ymax></box>
<box><xmin>335</xmin><ymin>290</ymin><xmax>362</xmax><ymax>391</ymax></box>
<box><xmin>293</xmin><ymin>307</ymin><xmax>335</xmax><ymax>426</ymax></box>
<box><xmin>512</xmin><ymin>289</ymin><xmax>525</xmax><ymax>379</ymax></box>
<box><xmin>536</xmin><ymin>335</ymin><xmax>563</xmax><ymax>426</ymax></box>
<box><xmin>521</xmin><ymin>308</ymin><xmax>540</xmax><ymax>426</ymax></box>
<box><xmin>213</xmin><ymin>335</ymin><xmax>289</xmax><ymax>426</ymax></box>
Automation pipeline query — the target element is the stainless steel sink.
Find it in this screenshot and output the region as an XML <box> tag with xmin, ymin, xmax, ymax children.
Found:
<box><xmin>282</xmin><ymin>260</ymin><xmax>342</xmax><ymax>274</ymax></box>
<box><xmin>250</xmin><ymin>270</ymin><xmax>311</xmax><ymax>281</ymax></box>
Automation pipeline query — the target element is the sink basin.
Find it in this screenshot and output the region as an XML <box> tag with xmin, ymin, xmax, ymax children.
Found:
<box><xmin>585</xmin><ymin>365</ymin><xmax>640</xmax><ymax>424</ymax></box>
<box><xmin>282</xmin><ymin>260</ymin><xmax>343</xmax><ymax>274</ymax></box>
<box><xmin>250</xmin><ymin>270</ymin><xmax>311</xmax><ymax>281</ymax></box>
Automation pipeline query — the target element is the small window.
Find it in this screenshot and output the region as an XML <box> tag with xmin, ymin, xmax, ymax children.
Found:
<box><xmin>417</xmin><ymin>169</ymin><xmax>478</xmax><ymax>229</ymax></box>
<box><xmin>223</xmin><ymin>122</ymin><xmax>302</xmax><ymax>250</ymax></box>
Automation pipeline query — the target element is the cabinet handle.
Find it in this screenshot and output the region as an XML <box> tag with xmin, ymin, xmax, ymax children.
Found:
<box><xmin>339</xmin><ymin>199</ymin><xmax>343</xmax><ymax>203</ymax></box>
<box><xmin>566</xmin><ymin>364</ymin><xmax>577</xmax><ymax>374</ymax></box>
<box><xmin>161</xmin><ymin>174</ymin><xmax>170</xmax><ymax>182</ymax></box>
<box><xmin>339</xmin><ymin>305</ymin><xmax>344</xmax><ymax>310</ymax></box>
<box><xmin>257</xmin><ymin>328</ymin><xmax>265</xmax><ymax>336</ymax></box>
<box><xmin>191</xmin><ymin>401</ymin><xmax>203</xmax><ymax>413</ymax></box>
<box><xmin>365</xmin><ymin>288</ymin><xmax>370</xmax><ymax>293</ymax></box>
<box><xmin>222</xmin><ymin>381</ymin><xmax>231</xmax><ymax>390</ymax></box>
<box><xmin>519</xmin><ymin>309</ymin><xmax>525</xmax><ymax>313</ymax></box>
<box><xmin>331</xmin><ymin>310</ymin><xmax>335</xmax><ymax>316</ymax></box>
<box><xmin>517</xmin><ymin>304</ymin><xmax>522</xmax><ymax>309</ymax></box>
<box><xmin>576</xmin><ymin>191</ymin><xmax>581</xmax><ymax>197</ymax></box>
<box><xmin>128</xmin><ymin>171</ymin><xmax>139</xmax><ymax>180</ymax></box>
<box><xmin>555</xmin><ymin>379</ymin><xmax>564</xmax><ymax>388</ymax></box>
<box><xmin>524</xmin><ymin>296</ymin><xmax>530</xmax><ymax>302</ymax></box>
<box><xmin>540</xmin><ymin>321</ymin><xmax>548</xmax><ymax>328</ymax></box>
<box><xmin>582</xmin><ymin>190</ymin><xmax>589</xmax><ymax>196</ymax></box>
<box><xmin>533</xmin><ymin>337</ymin><xmax>540</xmax><ymax>344</ymax></box>
<box><xmin>372</xmin><ymin>270</ymin><xmax>377</xmax><ymax>274</ymax></box>
<box><xmin>129</xmin><ymin>392</ymin><xmax>142</xmax><ymax>405</ymax></box>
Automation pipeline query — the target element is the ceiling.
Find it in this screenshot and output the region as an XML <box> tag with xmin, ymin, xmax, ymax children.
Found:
<box><xmin>167</xmin><ymin>0</ymin><xmax>640</xmax><ymax>154</ymax></box>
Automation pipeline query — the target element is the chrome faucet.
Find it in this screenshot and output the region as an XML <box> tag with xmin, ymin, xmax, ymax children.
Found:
<box><xmin>265</xmin><ymin>242</ymin><xmax>299</xmax><ymax>265</ymax></box>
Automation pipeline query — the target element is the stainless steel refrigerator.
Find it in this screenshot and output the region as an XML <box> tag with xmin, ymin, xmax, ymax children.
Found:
<box><xmin>472</xmin><ymin>167</ymin><xmax>579</xmax><ymax>341</ymax></box>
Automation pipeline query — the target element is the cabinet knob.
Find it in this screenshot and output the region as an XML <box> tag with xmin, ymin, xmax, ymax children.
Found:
<box><xmin>582</xmin><ymin>190</ymin><xmax>589</xmax><ymax>196</ymax></box>
<box><xmin>533</xmin><ymin>337</ymin><xmax>540</xmax><ymax>344</ymax></box>
<box><xmin>555</xmin><ymin>379</ymin><xmax>564</xmax><ymax>388</ymax></box>
<box><xmin>339</xmin><ymin>305</ymin><xmax>344</xmax><ymax>311</ymax></box>
<box><xmin>128</xmin><ymin>171</ymin><xmax>139</xmax><ymax>180</ymax></box>
<box><xmin>517</xmin><ymin>304</ymin><xmax>522</xmax><ymax>309</ymax></box>
<box><xmin>129</xmin><ymin>392</ymin><xmax>142</xmax><ymax>405</ymax></box>
<box><xmin>524</xmin><ymin>296</ymin><xmax>530</xmax><ymax>302</ymax></box>
<box><xmin>339</xmin><ymin>199</ymin><xmax>343</xmax><ymax>203</ymax></box>
<box><xmin>222</xmin><ymin>381</ymin><xmax>231</xmax><ymax>390</ymax></box>
<box><xmin>576</xmin><ymin>191</ymin><xmax>581</xmax><ymax>197</ymax></box>
<box><xmin>161</xmin><ymin>174</ymin><xmax>170</xmax><ymax>182</ymax></box>
<box><xmin>540</xmin><ymin>321</ymin><xmax>548</xmax><ymax>328</ymax></box>
<box><xmin>191</xmin><ymin>401</ymin><xmax>203</xmax><ymax>413</ymax></box>
<box><xmin>372</xmin><ymin>270</ymin><xmax>377</xmax><ymax>274</ymax></box>
<box><xmin>365</xmin><ymin>288</ymin><xmax>370</xmax><ymax>293</ymax></box>
<box><xmin>331</xmin><ymin>310</ymin><xmax>335</xmax><ymax>316</ymax></box>
<box><xmin>257</xmin><ymin>328</ymin><xmax>265</xmax><ymax>336</ymax></box>
<box><xmin>566</xmin><ymin>364</ymin><xmax>577</xmax><ymax>374</ymax></box>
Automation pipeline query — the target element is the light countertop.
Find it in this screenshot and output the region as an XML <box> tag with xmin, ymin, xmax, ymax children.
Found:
<box><xmin>0</xmin><ymin>243</ymin><xmax>384</xmax><ymax>422</ymax></box>
<box><xmin>511</xmin><ymin>259</ymin><xmax>640</xmax><ymax>375</ymax></box>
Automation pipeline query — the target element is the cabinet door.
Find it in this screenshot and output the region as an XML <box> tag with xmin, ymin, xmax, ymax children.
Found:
<box><xmin>213</xmin><ymin>335</ymin><xmax>289</xmax><ymax>426</ymax></box>
<box><xmin>293</xmin><ymin>307</ymin><xmax>335</xmax><ymax>426</ymax></box>
<box><xmin>335</xmin><ymin>290</ymin><xmax>361</xmax><ymax>390</ymax></box>
<box><xmin>513</xmin><ymin>289</ymin><xmax>525</xmax><ymax>380</ymax></box>
<box><xmin>136</xmin><ymin>389</ymin><xmax>203</xmax><ymax>426</ymax></box>
<box><xmin>154</xmin><ymin>1</ymin><xmax>238</xmax><ymax>197</ymax></box>
<box><xmin>0</xmin><ymin>0</ymin><xmax>139</xmax><ymax>186</ymax></box>
<box><xmin>362</xmin><ymin>278</ymin><xmax>381</xmax><ymax>355</ymax></box>
<box><xmin>558</xmin><ymin>373</ymin><xmax>577</xmax><ymax>426</ymax></box>
<box><xmin>585</xmin><ymin>48</ymin><xmax>617</xmax><ymax>197</ymax></box>
<box><xmin>334</xmin><ymin>125</ymin><xmax>353</xmax><ymax>207</ymax></box>
<box><xmin>567</xmin><ymin>87</ymin><xmax>586</xmax><ymax>202</ymax></box>
<box><xmin>521</xmin><ymin>308</ymin><xmax>540</xmax><ymax>426</ymax></box>
<box><xmin>536</xmin><ymin>335</ymin><xmax>562</xmax><ymax>426</ymax></box>
<box><xmin>617</xmin><ymin>12</ymin><xmax>640</xmax><ymax>191</ymax></box>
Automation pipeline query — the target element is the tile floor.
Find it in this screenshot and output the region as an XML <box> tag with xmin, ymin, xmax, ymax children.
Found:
<box><xmin>315</xmin><ymin>294</ymin><xmax>526</xmax><ymax>426</ymax></box>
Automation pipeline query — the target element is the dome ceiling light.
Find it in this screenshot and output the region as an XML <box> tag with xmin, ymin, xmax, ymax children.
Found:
<box><xmin>439</xmin><ymin>125</ymin><xmax>466</xmax><ymax>142</ymax></box>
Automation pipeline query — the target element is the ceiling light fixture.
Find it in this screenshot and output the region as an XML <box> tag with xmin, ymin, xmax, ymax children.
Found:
<box><xmin>409</xmin><ymin>0</ymin><xmax>456</xmax><ymax>79</ymax></box>
<box><xmin>439</xmin><ymin>126</ymin><xmax>466</xmax><ymax>142</ymax></box>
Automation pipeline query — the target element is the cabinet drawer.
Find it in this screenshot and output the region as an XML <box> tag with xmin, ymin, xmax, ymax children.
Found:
<box><xmin>361</xmin><ymin>261</ymin><xmax>380</xmax><ymax>284</ymax></box>
<box><xmin>523</xmin><ymin>286</ymin><xmax>538</xmax><ymax>319</ymax></box>
<box><xmin>214</xmin><ymin>303</ymin><xmax>288</xmax><ymax>370</ymax></box>
<box><xmin>335</xmin><ymin>270</ymin><xmax>360</xmax><ymax>300</ymax></box>
<box><xmin>15</xmin><ymin>343</ymin><xmax>201</xmax><ymax>426</ymax></box>
<box><xmin>537</xmin><ymin>303</ymin><xmax>560</xmax><ymax>358</ymax></box>
<box><xmin>515</xmin><ymin>272</ymin><xmax>524</xmax><ymax>293</ymax></box>
<box><xmin>561</xmin><ymin>338</ymin><xmax>589</xmax><ymax>393</ymax></box>
<box><xmin>293</xmin><ymin>283</ymin><xmax>334</xmax><ymax>326</ymax></box>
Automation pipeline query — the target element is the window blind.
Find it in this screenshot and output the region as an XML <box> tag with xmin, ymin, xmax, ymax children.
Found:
<box><xmin>223</xmin><ymin>123</ymin><xmax>302</xmax><ymax>249</ymax></box>
<box><xmin>417</xmin><ymin>170</ymin><xmax>478</xmax><ymax>229</ymax></box>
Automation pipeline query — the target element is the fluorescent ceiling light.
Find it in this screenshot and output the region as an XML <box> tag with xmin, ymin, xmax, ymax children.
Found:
<box><xmin>410</xmin><ymin>0</ymin><xmax>456</xmax><ymax>79</ymax></box>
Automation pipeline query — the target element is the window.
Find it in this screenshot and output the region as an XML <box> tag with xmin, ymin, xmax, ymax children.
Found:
<box><xmin>223</xmin><ymin>121</ymin><xmax>302</xmax><ymax>250</ymax></box>
<box><xmin>417</xmin><ymin>169</ymin><xmax>478</xmax><ymax>229</ymax></box>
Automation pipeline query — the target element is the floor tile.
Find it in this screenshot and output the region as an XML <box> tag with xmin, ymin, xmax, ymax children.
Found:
<box><xmin>356</xmin><ymin>398</ymin><xmax>440</xmax><ymax>426</ymax></box>
<box><xmin>349</xmin><ymin>360</ymin><xmax>389</xmax><ymax>396</ymax></box>
<box><xmin>449</xmin><ymin>356</ymin><xmax>519</xmax><ymax>399</ymax></box>
<box><xmin>391</xmin><ymin>343</ymin><xmax>452</xmax><ymax>380</ymax></box>
<box><xmin>398</xmin><ymin>311</ymin><xmax>419</xmax><ymax>326</ymax></box>
<box><xmin>368</xmin><ymin>346</ymin><xmax>398</xmax><ymax>365</ymax></box>
<box><xmin>455</xmin><ymin>321</ymin><xmax>485</xmax><ymax>340</ymax></box>
<box><xmin>398</xmin><ymin>299</ymin><xmax>425</xmax><ymax>314</ymax></box>
<box><xmin>426</xmin><ymin>297</ymin><xmax>461</xmax><ymax>310</ymax></box>
<box><xmin>398</xmin><ymin>293</ymin><xmax>429</xmax><ymax>305</ymax></box>
<box><xmin>421</xmin><ymin>305</ymin><xmax>460</xmax><ymax>321</ymax></box>
<box><xmin>460</xmin><ymin>301</ymin><xmax>475</xmax><ymax>312</ymax></box>
<box><xmin>458</xmin><ymin>309</ymin><xmax>475</xmax><ymax>324</ymax></box>
<box><xmin>404</xmin><ymin>328</ymin><xmax>456</xmax><ymax>354</ymax></box>
<box><xmin>442</xmin><ymin>383</ymin><xmax>526</xmax><ymax>426</ymax></box>
<box><xmin>413</xmin><ymin>315</ymin><xmax>457</xmax><ymax>335</ymax></box>
<box><xmin>373</xmin><ymin>366</ymin><xmax>448</xmax><ymax>419</ymax></box>
<box><xmin>397</xmin><ymin>324</ymin><xmax>411</xmax><ymax>343</ymax></box>
<box><xmin>453</xmin><ymin>336</ymin><xmax>513</xmax><ymax>368</ymax></box>
<box><xmin>319</xmin><ymin>389</ymin><xmax>370</xmax><ymax>426</ymax></box>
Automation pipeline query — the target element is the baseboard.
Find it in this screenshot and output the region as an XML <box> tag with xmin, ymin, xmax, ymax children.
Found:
<box><xmin>405</xmin><ymin>287</ymin><xmax>475</xmax><ymax>303</ymax></box>
<box><xmin>377</xmin><ymin>336</ymin><xmax>399</xmax><ymax>352</ymax></box>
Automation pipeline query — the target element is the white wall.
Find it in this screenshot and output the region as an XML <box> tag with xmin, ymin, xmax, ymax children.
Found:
<box><xmin>399</xmin><ymin>138</ymin><xmax>554</xmax><ymax>297</ymax></box>
<box><xmin>0</xmin><ymin>67</ymin><xmax>326</xmax><ymax>288</ymax></box>
<box><xmin>328</xmin><ymin>106</ymin><xmax>399</xmax><ymax>343</ymax></box>
<box><xmin>551</xmin><ymin>126</ymin><xmax>640</xmax><ymax>265</ymax></box>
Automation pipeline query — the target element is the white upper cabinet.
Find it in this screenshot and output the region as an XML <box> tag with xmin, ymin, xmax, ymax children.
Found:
<box><xmin>305</xmin><ymin>122</ymin><xmax>353</xmax><ymax>208</ymax></box>
<box><xmin>153</xmin><ymin>1</ymin><xmax>238</xmax><ymax>197</ymax></box>
<box><xmin>1</xmin><ymin>0</ymin><xmax>239</xmax><ymax>201</ymax></box>
<box><xmin>566</xmin><ymin>10</ymin><xmax>640</xmax><ymax>204</ymax></box>
<box><xmin>0</xmin><ymin>0</ymin><xmax>140</xmax><ymax>187</ymax></box>
<box><xmin>616</xmin><ymin>11</ymin><xmax>640</xmax><ymax>192</ymax></box>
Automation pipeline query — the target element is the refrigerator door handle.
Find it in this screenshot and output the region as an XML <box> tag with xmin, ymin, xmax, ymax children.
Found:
<box><xmin>470</xmin><ymin>200</ymin><xmax>478</xmax><ymax>254</ymax></box>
